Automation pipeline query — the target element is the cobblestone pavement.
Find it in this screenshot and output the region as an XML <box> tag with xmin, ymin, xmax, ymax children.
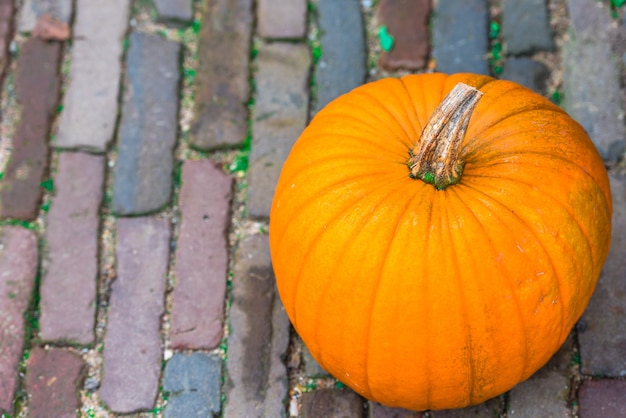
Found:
<box><xmin>0</xmin><ymin>0</ymin><xmax>625</xmax><ymax>417</ymax></box>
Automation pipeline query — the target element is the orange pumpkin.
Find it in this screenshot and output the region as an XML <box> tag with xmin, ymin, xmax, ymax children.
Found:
<box><xmin>269</xmin><ymin>73</ymin><xmax>612</xmax><ymax>410</ymax></box>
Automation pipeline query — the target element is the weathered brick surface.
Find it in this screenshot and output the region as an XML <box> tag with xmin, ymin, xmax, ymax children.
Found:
<box><xmin>163</xmin><ymin>352</ymin><xmax>222</xmax><ymax>418</ymax></box>
<box><xmin>248</xmin><ymin>43</ymin><xmax>310</xmax><ymax>219</ymax></box>
<box><xmin>0</xmin><ymin>0</ymin><xmax>14</xmax><ymax>77</ymax></box>
<box><xmin>376</xmin><ymin>0</ymin><xmax>431</xmax><ymax>71</ymax></box>
<box><xmin>578</xmin><ymin>175</ymin><xmax>626</xmax><ymax>376</ymax></box>
<box><xmin>171</xmin><ymin>160</ymin><xmax>233</xmax><ymax>350</ymax></box>
<box><xmin>301</xmin><ymin>388</ymin><xmax>364</xmax><ymax>418</ymax></box>
<box><xmin>100</xmin><ymin>217</ymin><xmax>170</xmax><ymax>413</ymax></box>
<box><xmin>0</xmin><ymin>38</ymin><xmax>60</xmax><ymax>220</ymax></box>
<box><xmin>223</xmin><ymin>234</ymin><xmax>291</xmax><ymax>417</ymax></box>
<box><xmin>257</xmin><ymin>0</ymin><xmax>307</xmax><ymax>39</ymax></box>
<box><xmin>563</xmin><ymin>0</ymin><xmax>625</xmax><ymax>161</ymax></box>
<box><xmin>578</xmin><ymin>379</ymin><xmax>626</xmax><ymax>417</ymax></box>
<box><xmin>154</xmin><ymin>0</ymin><xmax>193</xmax><ymax>22</ymax></box>
<box><xmin>369</xmin><ymin>402</ymin><xmax>423</xmax><ymax>418</ymax></box>
<box><xmin>501</xmin><ymin>58</ymin><xmax>550</xmax><ymax>94</ymax></box>
<box><xmin>432</xmin><ymin>0</ymin><xmax>489</xmax><ymax>75</ymax></box>
<box><xmin>55</xmin><ymin>0</ymin><xmax>129</xmax><ymax>152</ymax></box>
<box><xmin>190</xmin><ymin>0</ymin><xmax>252</xmax><ymax>150</ymax></box>
<box><xmin>502</xmin><ymin>0</ymin><xmax>553</xmax><ymax>54</ymax></box>
<box><xmin>314</xmin><ymin>0</ymin><xmax>366</xmax><ymax>113</ymax></box>
<box><xmin>25</xmin><ymin>347</ymin><xmax>86</xmax><ymax>418</ymax></box>
<box><xmin>39</xmin><ymin>152</ymin><xmax>104</xmax><ymax>345</ymax></box>
<box><xmin>112</xmin><ymin>32</ymin><xmax>180</xmax><ymax>215</ymax></box>
<box><xmin>0</xmin><ymin>227</ymin><xmax>38</xmax><ymax>413</ymax></box>
<box><xmin>302</xmin><ymin>344</ymin><xmax>329</xmax><ymax>378</ymax></box>
<box><xmin>431</xmin><ymin>397</ymin><xmax>503</xmax><ymax>417</ymax></box>
<box><xmin>18</xmin><ymin>0</ymin><xmax>72</xmax><ymax>32</ymax></box>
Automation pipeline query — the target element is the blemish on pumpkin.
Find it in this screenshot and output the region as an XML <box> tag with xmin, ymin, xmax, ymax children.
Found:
<box><xmin>515</xmin><ymin>242</ymin><xmax>524</xmax><ymax>253</ymax></box>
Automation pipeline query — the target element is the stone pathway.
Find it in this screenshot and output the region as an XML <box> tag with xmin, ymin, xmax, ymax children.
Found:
<box><xmin>0</xmin><ymin>0</ymin><xmax>625</xmax><ymax>417</ymax></box>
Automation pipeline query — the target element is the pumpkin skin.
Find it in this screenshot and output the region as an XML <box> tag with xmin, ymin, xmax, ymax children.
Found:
<box><xmin>269</xmin><ymin>73</ymin><xmax>612</xmax><ymax>410</ymax></box>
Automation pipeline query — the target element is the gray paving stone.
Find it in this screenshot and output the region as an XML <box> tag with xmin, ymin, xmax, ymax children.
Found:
<box><xmin>154</xmin><ymin>0</ymin><xmax>193</xmax><ymax>22</ymax></box>
<box><xmin>112</xmin><ymin>32</ymin><xmax>180</xmax><ymax>215</ymax></box>
<box><xmin>0</xmin><ymin>0</ymin><xmax>15</xmax><ymax>76</ymax></box>
<box><xmin>248</xmin><ymin>42</ymin><xmax>310</xmax><ymax>219</ymax></box>
<box><xmin>430</xmin><ymin>397</ymin><xmax>503</xmax><ymax>417</ymax></box>
<box><xmin>302</xmin><ymin>344</ymin><xmax>329</xmax><ymax>378</ymax></box>
<box><xmin>432</xmin><ymin>0</ymin><xmax>490</xmax><ymax>75</ymax></box>
<box><xmin>25</xmin><ymin>347</ymin><xmax>86</xmax><ymax>418</ymax></box>
<box><xmin>369</xmin><ymin>402</ymin><xmax>423</xmax><ymax>418</ymax></box>
<box><xmin>301</xmin><ymin>388</ymin><xmax>364</xmax><ymax>418</ymax></box>
<box><xmin>171</xmin><ymin>160</ymin><xmax>233</xmax><ymax>350</ymax></box>
<box><xmin>563</xmin><ymin>0</ymin><xmax>625</xmax><ymax>161</ymax></box>
<box><xmin>578</xmin><ymin>175</ymin><xmax>626</xmax><ymax>377</ymax></box>
<box><xmin>0</xmin><ymin>227</ymin><xmax>38</xmax><ymax>414</ymax></box>
<box><xmin>190</xmin><ymin>0</ymin><xmax>253</xmax><ymax>150</ymax></box>
<box><xmin>257</xmin><ymin>0</ymin><xmax>307</xmax><ymax>39</ymax></box>
<box><xmin>55</xmin><ymin>0</ymin><xmax>130</xmax><ymax>152</ymax></box>
<box><xmin>578</xmin><ymin>379</ymin><xmax>626</xmax><ymax>417</ymax></box>
<box><xmin>314</xmin><ymin>0</ymin><xmax>366</xmax><ymax>112</ymax></box>
<box><xmin>501</xmin><ymin>57</ymin><xmax>550</xmax><ymax>94</ymax></box>
<box><xmin>18</xmin><ymin>0</ymin><xmax>72</xmax><ymax>32</ymax></box>
<box><xmin>39</xmin><ymin>152</ymin><xmax>104</xmax><ymax>345</ymax></box>
<box><xmin>163</xmin><ymin>352</ymin><xmax>222</xmax><ymax>418</ymax></box>
<box><xmin>223</xmin><ymin>234</ymin><xmax>291</xmax><ymax>418</ymax></box>
<box><xmin>100</xmin><ymin>217</ymin><xmax>170</xmax><ymax>413</ymax></box>
<box><xmin>502</xmin><ymin>0</ymin><xmax>553</xmax><ymax>55</ymax></box>
<box><xmin>0</xmin><ymin>38</ymin><xmax>61</xmax><ymax>220</ymax></box>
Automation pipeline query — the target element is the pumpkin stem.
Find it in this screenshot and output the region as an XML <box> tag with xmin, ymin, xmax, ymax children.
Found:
<box><xmin>408</xmin><ymin>83</ymin><xmax>483</xmax><ymax>190</ymax></box>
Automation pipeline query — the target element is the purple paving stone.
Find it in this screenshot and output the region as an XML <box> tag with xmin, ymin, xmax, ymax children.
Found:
<box><xmin>154</xmin><ymin>0</ymin><xmax>193</xmax><ymax>22</ymax></box>
<box><xmin>18</xmin><ymin>0</ymin><xmax>72</xmax><ymax>32</ymax></box>
<box><xmin>502</xmin><ymin>0</ymin><xmax>553</xmax><ymax>54</ymax></box>
<box><xmin>314</xmin><ymin>0</ymin><xmax>366</xmax><ymax>113</ymax></box>
<box><xmin>112</xmin><ymin>32</ymin><xmax>180</xmax><ymax>215</ymax></box>
<box><xmin>39</xmin><ymin>152</ymin><xmax>104</xmax><ymax>345</ymax></box>
<box><xmin>25</xmin><ymin>347</ymin><xmax>86</xmax><ymax>418</ymax></box>
<box><xmin>0</xmin><ymin>38</ymin><xmax>61</xmax><ymax>220</ymax></box>
<box><xmin>190</xmin><ymin>0</ymin><xmax>253</xmax><ymax>150</ymax></box>
<box><xmin>0</xmin><ymin>227</ymin><xmax>38</xmax><ymax>414</ymax></box>
<box><xmin>431</xmin><ymin>0</ymin><xmax>489</xmax><ymax>74</ymax></box>
<box><xmin>223</xmin><ymin>235</ymin><xmax>291</xmax><ymax>417</ymax></box>
<box><xmin>578</xmin><ymin>379</ymin><xmax>626</xmax><ymax>417</ymax></box>
<box><xmin>578</xmin><ymin>175</ymin><xmax>626</xmax><ymax>376</ymax></box>
<box><xmin>301</xmin><ymin>388</ymin><xmax>365</xmax><ymax>418</ymax></box>
<box><xmin>100</xmin><ymin>217</ymin><xmax>170</xmax><ymax>413</ymax></box>
<box><xmin>563</xmin><ymin>0</ymin><xmax>625</xmax><ymax>161</ymax></box>
<box><xmin>257</xmin><ymin>0</ymin><xmax>307</xmax><ymax>39</ymax></box>
<box><xmin>431</xmin><ymin>396</ymin><xmax>503</xmax><ymax>417</ymax></box>
<box><xmin>248</xmin><ymin>42</ymin><xmax>310</xmax><ymax>219</ymax></box>
<box><xmin>55</xmin><ymin>0</ymin><xmax>130</xmax><ymax>152</ymax></box>
<box><xmin>369</xmin><ymin>402</ymin><xmax>424</xmax><ymax>418</ymax></box>
<box><xmin>0</xmin><ymin>0</ymin><xmax>14</xmax><ymax>77</ymax></box>
<box><xmin>171</xmin><ymin>160</ymin><xmax>233</xmax><ymax>350</ymax></box>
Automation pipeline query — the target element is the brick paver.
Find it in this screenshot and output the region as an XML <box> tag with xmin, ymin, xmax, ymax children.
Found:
<box><xmin>0</xmin><ymin>38</ymin><xmax>61</xmax><ymax>220</ymax></box>
<box><xmin>314</xmin><ymin>0</ymin><xmax>366</xmax><ymax>113</ymax></box>
<box><xmin>112</xmin><ymin>32</ymin><xmax>180</xmax><ymax>215</ymax></box>
<box><xmin>18</xmin><ymin>0</ymin><xmax>72</xmax><ymax>32</ymax></box>
<box><xmin>190</xmin><ymin>0</ymin><xmax>252</xmax><ymax>150</ymax></box>
<box><xmin>301</xmin><ymin>388</ymin><xmax>364</xmax><ymax>418</ymax></box>
<box><xmin>163</xmin><ymin>352</ymin><xmax>222</xmax><ymax>418</ymax></box>
<box><xmin>369</xmin><ymin>402</ymin><xmax>423</xmax><ymax>418</ymax></box>
<box><xmin>502</xmin><ymin>0</ymin><xmax>553</xmax><ymax>54</ymax></box>
<box><xmin>578</xmin><ymin>379</ymin><xmax>626</xmax><ymax>417</ymax></box>
<box><xmin>55</xmin><ymin>0</ymin><xmax>129</xmax><ymax>152</ymax></box>
<box><xmin>25</xmin><ymin>347</ymin><xmax>86</xmax><ymax>418</ymax></box>
<box><xmin>154</xmin><ymin>0</ymin><xmax>193</xmax><ymax>22</ymax></box>
<box><xmin>578</xmin><ymin>175</ymin><xmax>626</xmax><ymax>377</ymax></box>
<box><xmin>376</xmin><ymin>0</ymin><xmax>431</xmax><ymax>71</ymax></box>
<box><xmin>171</xmin><ymin>160</ymin><xmax>233</xmax><ymax>350</ymax></box>
<box><xmin>223</xmin><ymin>234</ymin><xmax>290</xmax><ymax>417</ymax></box>
<box><xmin>432</xmin><ymin>0</ymin><xmax>489</xmax><ymax>74</ymax></box>
<box><xmin>0</xmin><ymin>0</ymin><xmax>14</xmax><ymax>78</ymax></box>
<box><xmin>0</xmin><ymin>227</ymin><xmax>38</xmax><ymax>414</ymax></box>
<box><xmin>430</xmin><ymin>397</ymin><xmax>503</xmax><ymax>417</ymax></box>
<box><xmin>100</xmin><ymin>217</ymin><xmax>170</xmax><ymax>413</ymax></box>
<box><xmin>501</xmin><ymin>58</ymin><xmax>550</xmax><ymax>94</ymax></box>
<box><xmin>248</xmin><ymin>43</ymin><xmax>310</xmax><ymax>219</ymax></box>
<box><xmin>257</xmin><ymin>0</ymin><xmax>307</xmax><ymax>39</ymax></box>
<box><xmin>563</xmin><ymin>0</ymin><xmax>625</xmax><ymax>161</ymax></box>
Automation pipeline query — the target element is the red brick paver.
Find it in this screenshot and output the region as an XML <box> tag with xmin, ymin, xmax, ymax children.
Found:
<box><xmin>0</xmin><ymin>0</ymin><xmax>14</xmax><ymax>78</ymax></box>
<box><xmin>578</xmin><ymin>379</ymin><xmax>626</xmax><ymax>417</ymax></box>
<box><xmin>25</xmin><ymin>347</ymin><xmax>86</xmax><ymax>418</ymax></box>
<box><xmin>39</xmin><ymin>152</ymin><xmax>104</xmax><ymax>345</ymax></box>
<box><xmin>171</xmin><ymin>160</ymin><xmax>233</xmax><ymax>350</ymax></box>
<box><xmin>301</xmin><ymin>388</ymin><xmax>365</xmax><ymax>418</ymax></box>
<box><xmin>0</xmin><ymin>227</ymin><xmax>38</xmax><ymax>413</ymax></box>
